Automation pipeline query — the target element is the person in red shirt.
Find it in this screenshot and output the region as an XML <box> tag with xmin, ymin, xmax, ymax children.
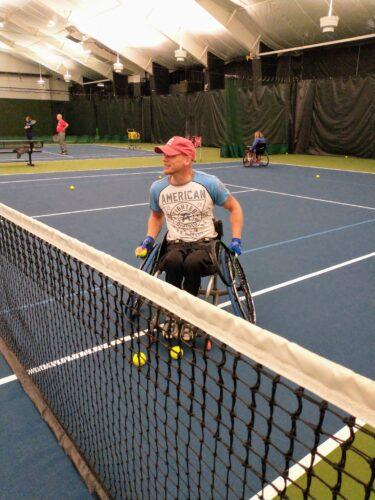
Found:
<box><xmin>56</xmin><ymin>114</ymin><xmax>69</xmax><ymax>155</ymax></box>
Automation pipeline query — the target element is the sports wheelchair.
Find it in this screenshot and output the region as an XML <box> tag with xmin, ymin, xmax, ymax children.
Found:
<box><xmin>243</xmin><ymin>142</ymin><xmax>269</xmax><ymax>168</ymax></box>
<box><xmin>139</xmin><ymin>220</ymin><xmax>256</xmax><ymax>324</ymax></box>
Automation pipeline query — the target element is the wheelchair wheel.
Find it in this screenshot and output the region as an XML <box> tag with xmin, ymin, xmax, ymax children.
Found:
<box><xmin>261</xmin><ymin>152</ymin><xmax>269</xmax><ymax>167</ymax></box>
<box><xmin>140</xmin><ymin>243</ymin><xmax>162</xmax><ymax>275</ymax></box>
<box><xmin>125</xmin><ymin>244</ymin><xmax>161</xmax><ymax>322</ymax></box>
<box><xmin>215</xmin><ymin>241</ymin><xmax>256</xmax><ymax>324</ymax></box>
<box><xmin>243</xmin><ymin>150</ymin><xmax>253</xmax><ymax>168</ymax></box>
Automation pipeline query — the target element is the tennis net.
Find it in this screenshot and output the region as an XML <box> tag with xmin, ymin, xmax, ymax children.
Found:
<box><xmin>0</xmin><ymin>203</ymin><xmax>374</xmax><ymax>499</ymax></box>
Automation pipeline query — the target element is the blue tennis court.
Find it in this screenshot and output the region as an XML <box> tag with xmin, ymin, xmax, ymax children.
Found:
<box><xmin>0</xmin><ymin>143</ymin><xmax>157</xmax><ymax>163</ymax></box>
<box><xmin>1</xmin><ymin>160</ymin><xmax>374</xmax><ymax>498</ymax></box>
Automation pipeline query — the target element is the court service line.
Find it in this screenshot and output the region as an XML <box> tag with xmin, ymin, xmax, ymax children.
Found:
<box><xmin>218</xmin><ymin>252</ymin><xmax>375</xmax><ymax>309</ymax></box>
<box><xmin>1</xmin><ymin>252</ymin><xmax>373</xmax><ymax>387</ymax></box>
<box><xmin>226</xmin><ymin>183</ymin><xmax>375</xmax><ymax>211</ymax></box>
<box><xmin>0</xmin><ymin>163</ymin><xmax>240</xmax><ymax>185</ymax></box>
<box><xmin>242</xmin><ymin>218</ymin><xmax>375</xmax><ymax>254</ymax></box>
<box><xmin>32</xmin><ymin>188</ymin><xmax>255</xmax><ymax>219</ymax></box>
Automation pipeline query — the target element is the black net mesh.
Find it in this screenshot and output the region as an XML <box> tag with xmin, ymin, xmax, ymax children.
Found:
<box><xmin>0</xmin><ymin>212</ymin><xmax>374</xmax><ymax>499</ymax></box>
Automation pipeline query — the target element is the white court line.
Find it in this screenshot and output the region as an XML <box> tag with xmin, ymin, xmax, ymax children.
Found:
<box><xmin>1</xmin><ymin>251</ymin><xmax>373</xmax><ymax>386</ymax></box>
<box><xmin>276</xmin><ymin>161</ymin><xmax>375</xmax><ymax>175</ymax></box>
<box><xmin>226</xmin><ymin>183</ymin><xmax>375</xmax><ymax>211</ymax></box>
<box><xmin>0</xmin><ymin>163</ymin><xmax>240</xmax><ymax>185</ymax></box>
<box><xmin>32</xmin><ymin>188</ymin><xmax>254</xmax><ymax>218</ymax></box>
<box><xmin>250</xmin><ymin>419</ymin><xmax>365</xmax><ymax>500</ymax></box>
<box><xmin>42</xmin><ymin>151</ymin><xmax>74</xmax><ymax>159</ymax></box>
<box><xmin>218</xmin><ymin>252</ymin><xmax>375</xmax><ymax>309</ymax></box>
<box><xmin>0</xmin><ymin>374</ymin><xmax>17</xmax><ymax>385</ymax></box>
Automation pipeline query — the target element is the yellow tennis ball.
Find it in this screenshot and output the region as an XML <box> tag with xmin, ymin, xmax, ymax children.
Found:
<box><xmin>316</xmin><ymin>174</ymin><xmax>320</xmax><ymax>179</ymax></box>
<box><xmin>158</xmin><ymin>175</ymin><xmax>163</xmax><ymax>179</ymax></box>
<box><xmin>132</xmin><ymin>352</ymin><xmax>147</xmax><ymax>367</ymax></box>
<box><xmin>345</xmin><ymin>155</ymin><xmax>348</xmax><ymax>158</ymax></box>
<box><xmin>170</xmin><ymin>345</ymin><xmax>183</xmax><ymax>360</ymax></box>
<box><xmin>69</xmin><ymin>185</ymin><xmax>75</xmax><ymax>191</ymax></box>
<box><xmin>135</xmin><ymin>247</ymin><xmax>147</xmax><ymax>258</ymax></box>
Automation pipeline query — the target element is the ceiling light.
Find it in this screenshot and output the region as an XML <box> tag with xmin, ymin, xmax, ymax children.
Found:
<box><xmin>320</xmin><ymin>0</ymin><xmax>339</xmax><ymax>33</ymax></box>
<box><xmin>48</xmin><ymin>20</ymin><xmax>55</xmax><ymax>28</ymax></box>
<box><xmin>37</xmin><ymin>64</ymin><xmax>45</xmax><ymax>85</ymax></box>
<box><xmin>97</xmin><ymin>82</ymin><xmax>105</xmax><ymax>87</ymax></box>
<box><xmin>64</xmin><ymin>71</ymin><xmax>72</xmax><ymax>83</ymax></box>
<box><xmin>113</xmin><ymin>53</ymin><xmax>123</xmax><ymax>73</ymax></box>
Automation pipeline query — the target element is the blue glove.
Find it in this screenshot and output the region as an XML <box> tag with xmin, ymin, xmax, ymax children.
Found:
<box><xmin>229</xmin><ymin>238</ymin><xmax>242</xmax><ymax>256</ymax></box>
<box><xmin>140</xmin><ymin>236</ymin><xmax>155</xmax><ymax>250</ymax></box>
<box><xmin>135</xmin><ymin>236</ymin><xmax>155</xmax><ymax>258</ymax></box>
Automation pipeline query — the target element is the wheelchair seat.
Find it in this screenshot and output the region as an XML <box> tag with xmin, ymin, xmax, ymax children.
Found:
<box><xmin>139</xmin><ymin>219</ymin><xmax>256</xmax><ymax>324</ymax></box>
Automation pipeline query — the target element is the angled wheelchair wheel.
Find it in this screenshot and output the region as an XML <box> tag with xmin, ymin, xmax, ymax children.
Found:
<box><xmin>215</xmin><ymin>241</ymin><xmax>256</xmax><ymax>324</ymax></box>
<box><xmin>261</xmin><ymin>152</ymin><xmax>269</xmax><ymax>167</ymax></box>
<box><xmin>140</xmin><ymin>243</ymin><xmax>162</xmax><ymax>275</ymax></box>
<box><xmin>125</xmin><ymin>243</ymin><xmax>162</xmax><ymax>322</ymax></box>
<box><xmin>243</xmin><ymin>150</ymin><xmax>253</xmax><ymax>168</ymax></box>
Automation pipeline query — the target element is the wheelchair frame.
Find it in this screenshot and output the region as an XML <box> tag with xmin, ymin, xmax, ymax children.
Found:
<box><xmin>139</xmin><ymin>225</ymin><xmax>256</xmax><ymax>325</ymax></box>
<box><xmin>243</xmin><ymin>144</ymin><xmax>269</xmax><ymax>168</ymax></box>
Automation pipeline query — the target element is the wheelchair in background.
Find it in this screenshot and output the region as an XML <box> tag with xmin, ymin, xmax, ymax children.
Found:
<box><xmin>243</xmin><ymin>142</ymin><xmax>269</xmax><ymax>167</ymax></box>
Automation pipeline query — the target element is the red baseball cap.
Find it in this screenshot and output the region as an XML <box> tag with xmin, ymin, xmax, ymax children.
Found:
<box><xmin>155</xmin><ymin>136</ymin><xmax>196</xmax><ymax>161</ymax></box>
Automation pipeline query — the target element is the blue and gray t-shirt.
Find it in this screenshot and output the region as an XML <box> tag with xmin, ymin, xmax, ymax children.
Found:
<box><xmin>150</xmin><ymin>170</ymin><xmax>229</xmax><ymax>242</ymax></box>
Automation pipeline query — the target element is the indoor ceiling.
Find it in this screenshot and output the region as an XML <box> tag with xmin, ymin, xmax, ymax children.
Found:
<box><xmin>0</xmin><ymin>0</ymin><xmax>374</xmax><ymax>83</ymax></box>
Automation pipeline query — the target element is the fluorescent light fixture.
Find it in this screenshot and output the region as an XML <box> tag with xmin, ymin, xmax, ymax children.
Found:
<box><xmin>97</xmin><ymin>82</ymin><xmax>105</xmax><ymax>87</ymax></box>
<box><xmin>64</xmin><ymin>71</ymin><xmax>72</xmax><ymax>83</ymax></box>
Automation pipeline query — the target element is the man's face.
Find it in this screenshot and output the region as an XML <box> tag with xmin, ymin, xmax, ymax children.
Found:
<box><xmin>163</xmin><ymin>154</ymin><xmax>190</xmax><ymax>175</ymax></box>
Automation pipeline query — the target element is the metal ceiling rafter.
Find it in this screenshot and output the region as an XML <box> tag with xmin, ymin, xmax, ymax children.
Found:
<box><xmin>195</xmin><ymin>0</ymin><xmax>260</xmax><ymax>53</ymax></box>
<box><xmin>2</xmin><ymin>15</ymin><xmax>113</xmax><ymax>80</ymax></box>
<box><xmin>0</xmin><ymin>34</ymin><xmax>83</xmax><ymax>83</ymax></box>
<box><xmin>35</xmin><ymin>0</ymin><xmax>153</xmax><ymax>74</ymax></box>
<box><xmin>146</xmin><ymin>9</ymin><xmax>208</xmax><ymax>66</ymax></box>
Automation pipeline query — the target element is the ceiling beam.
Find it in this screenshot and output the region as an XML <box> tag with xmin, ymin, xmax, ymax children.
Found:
<box><xmin>146</xmin><ymin>10</ymin><xmax>208</xmax><ymax>66</ymax></box>
<box><xmin>195</xmin><ymin>0</ymin><xmax>260</xmax><ymax>53</ymax></box>
<box><xmin>3</xmin><ymin>15</ymin><xmax>113</xmax><ymax>79</ymax></box>
<box><xmin>34</xmin><ymin>0</ymin><xmax>153</xmax><ymax>74</ymax></box>
<box><xmin>0</xmin><ymin>34</ymin><xmax>83</xmax><ymax>83</ymax></box>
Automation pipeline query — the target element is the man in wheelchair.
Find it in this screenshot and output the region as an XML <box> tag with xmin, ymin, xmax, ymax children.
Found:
<box><xmin>135</xmin><ymin>136</ymin><xmax>244</xmax><ymax>340</ymax></box>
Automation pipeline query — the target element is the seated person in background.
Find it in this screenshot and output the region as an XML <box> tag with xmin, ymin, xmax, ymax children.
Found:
<box><xmin>135</xmin><ymin>136</ymin><xmax>244</xmax><ymax>340</ymax></box>
<box><xmin>249</xmin><ymin>130</ymin><xmax>266</xmax><ymax>162</ymax></box>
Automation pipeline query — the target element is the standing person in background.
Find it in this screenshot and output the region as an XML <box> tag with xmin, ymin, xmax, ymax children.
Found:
<box><xmin>56</xmin><ymin>114</ymin><xmax>69</xmax><ymax>155</ymax></box>
<box><xmin>24</xmin><ymin>116</ymin><xmax>36</xmax><ymax>140</ymax></box>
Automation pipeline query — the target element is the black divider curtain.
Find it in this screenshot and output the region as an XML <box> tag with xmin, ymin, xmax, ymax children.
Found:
<box><xmin>63</xmin><ymin>98</ymin><xmax>96</xmax><ymax>136</ymax></box>
<box><xmin>0</xmin><ymin>99</ymin><xmax>55</xmax><ymax>136</ymax></box>
<box><xmin>294</xmin><ymin>75</ymin><xmax>375</xmax><ymax>158</ymax></box>
<box><xmin>186</xmin><ymin>91</ymin><xmax>226</xmax><ymax>147</ymax></box>
<box><xmin>151</xmin><ymin>94</ymin><xmax>187</xmax><ymax>142</ymax></box>
<box><xmin>238</xmin><ymin>83</ymin><xmax>291</xmax><ymax>146</ymax></box>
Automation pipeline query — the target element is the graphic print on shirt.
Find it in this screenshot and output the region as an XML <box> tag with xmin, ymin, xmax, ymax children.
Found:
<box><xmin>161</xmin><ymin>186</ymin><xmax>211</xmax><ymax>239</ymax></box>
<box><xmin>150</xmin><ymin>172</ymin><xmax>230</xmax><ymax>242</ymax></box>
